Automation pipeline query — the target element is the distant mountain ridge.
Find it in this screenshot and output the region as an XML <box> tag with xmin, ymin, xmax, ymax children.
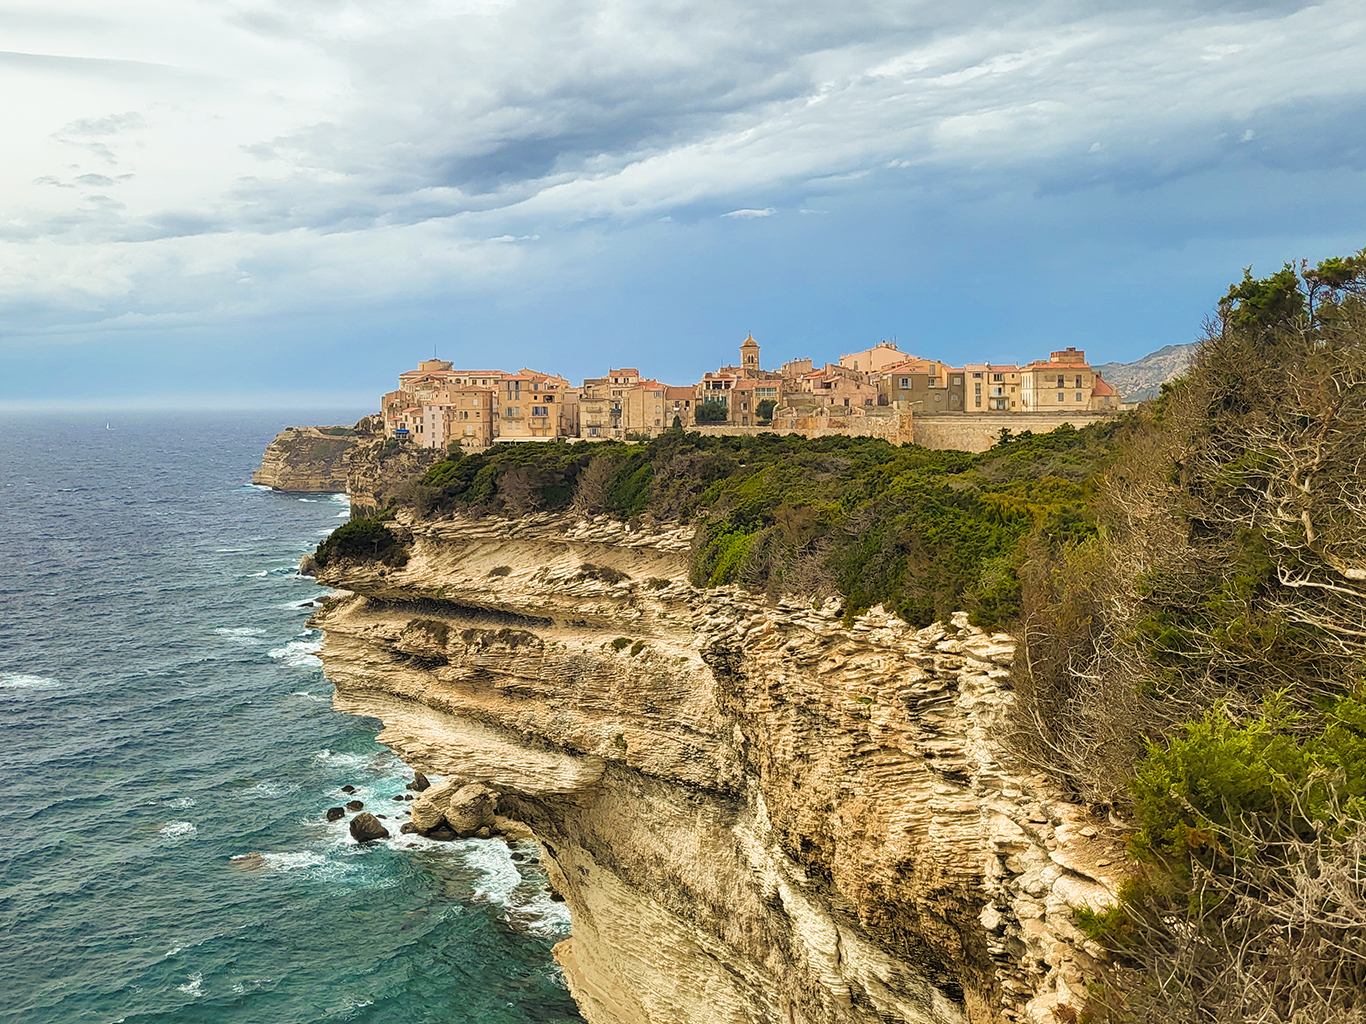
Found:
<box><xmin>1094</xmin><ymin>342</ymin><xmax>1199</xmax><ymax>401</ymax></box>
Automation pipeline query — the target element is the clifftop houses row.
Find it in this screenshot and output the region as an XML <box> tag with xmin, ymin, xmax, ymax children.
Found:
<box><xmin>381</xmin><ymin>336</ymin><xmax>1120</xmax><ymax>448</ymax></box>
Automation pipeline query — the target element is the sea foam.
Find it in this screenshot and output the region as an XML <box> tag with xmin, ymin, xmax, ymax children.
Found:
<box><xmin>0</xmin><ymin>672</ymin><xmax>61</xmax><ymax>690</ymax></box>
<box><xmin>269</xmin><ymin>635</ymin><xmax>322</xmax><ymax>669</ymax></box>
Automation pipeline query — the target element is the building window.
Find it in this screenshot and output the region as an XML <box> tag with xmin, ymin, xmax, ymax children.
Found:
<box><xmin>533</xmin><ymin>406</ymin><xmax>548</xmax><ymax>417</ymax></box>
<box><xmin>900</xmin><ymin>377</ymin><xmax>910</xmax><ymax>388</ymax></box>
<box><xmin>1057</xmin><ymin>393</ymin><xmax>1065</xmax><ymax>402</ymax></box>
<box><xmin>1075</xmin><ymin>393</ymin><xmax>1082</xmax><ymax>403</ymax></box>
<box><xmin>1075</xmin><ymin>376</ymin><xmax>1082</xmax><ymax>387</ymax></box>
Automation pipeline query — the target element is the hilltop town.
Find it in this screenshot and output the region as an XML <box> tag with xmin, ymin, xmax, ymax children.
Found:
<box><xmin>381</xmin><ymin>336</ymin><xmax>1122</xmax><ymax>453</ymax></box>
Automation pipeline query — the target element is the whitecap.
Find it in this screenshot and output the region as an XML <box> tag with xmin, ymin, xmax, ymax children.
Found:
<box><xmin>292</xmin><ymin>691</ymin><xmax>326</xmax><ymax>703</ymax></box>
<box><xmin>160</xmin><ymin>821</ymin><xmax>197</xmax><ymax>840</ymax></box>
<box><xmin>336</xmin><ymin>510</ymin><xmax>349</xmax><ymax>517</ymax></box>
<box><xmin>0</xmin><ymin>672</ymin><xmax>61</xmax><ymax>690</ymax></box>
<box><xmin>268</xmin><ymin>636</ymin><xmax>322</xmax><ymax>669</ymax></box>
<box><xmin>260</xmin><ymin>850</ymin><xmax>326</xmax><ymax>873</ymax></box>
<box><xmin>299</xmin><ymin>498</ymin><xmax>319</xmax><ymax>502</ymax></box>
<box><xmin>164</xmin><ymin>797</ymin><xmax>197</xmax><ymax>810</ymax></box>
<box><xmin>215</xmin><ymin>627</ymin><xmax>266</xmax><ymax>645</ymax></box>
<box><xmin>248</xmin><ymin>570</ymin><xmax>269</xmax><ymax>578</ymax></box>
<box><xmin>463</xmin><ymin>840</ymin><xmax>572</xmax><ymax>936</ymax></box>
<box><xmin>328</xmin><ymin>493</ymin><xmax>350</xmax><ymax>504</ymax></box>
<box><xmin>177</xmin><ymin>972</ymin><xmax>204</xmax><ymax>996</ymax></box>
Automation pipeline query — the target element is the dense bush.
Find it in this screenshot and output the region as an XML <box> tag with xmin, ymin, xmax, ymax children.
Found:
<box><xmin>1005</xmin><ymin>251</ymin><xmax>1366</xmax><ymax>1022</ymax></box>
<box><xmin>380</xmin><ymin>424</ymin><xmax>1124</xmax><ymax>629</ymax></box>
<box><xmin>313</xmin><ymin>517</ymin><xmax>407</xmax><ymax>569</ymax></box>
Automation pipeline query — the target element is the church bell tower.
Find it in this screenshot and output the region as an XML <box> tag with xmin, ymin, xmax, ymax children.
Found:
<box><xmin>740</xmin><ymin>333</ymin><xmax>760</xmax><ymax>377</ymax></box>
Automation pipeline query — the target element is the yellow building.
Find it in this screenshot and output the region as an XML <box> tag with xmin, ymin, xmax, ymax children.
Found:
<box><xmin>495</xmin><ymin>370</ymin><xmax>572</xmax><ymax>441</ymax></box>
<box><xmin>1019</xmin><ymin>348</ymin><xmax>1098</xmax><ymax>411</ymax></box>
<box><xmin>963</xmin><ymin>364</ymin><xmax>1022</xmax><ymax>411</ymax></box>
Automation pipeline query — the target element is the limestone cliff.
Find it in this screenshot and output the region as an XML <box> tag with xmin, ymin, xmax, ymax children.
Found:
<box><xmin>253</xmin><ymin>418</ymin><xmax>380</xmax><ymax>492</ymax></box>
<box><xmin>343</xmin><ymin>437</ymin><xmax>445</xmax><ymax>516</ymax></box>
<box><xmin>311</xmin><ymin>512</ymin><xmax>1129</xmax><ymax>1024</ymax></box>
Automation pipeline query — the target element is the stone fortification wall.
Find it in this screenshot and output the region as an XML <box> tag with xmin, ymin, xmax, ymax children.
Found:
<box><xmin>694</xmin><ymin>410</ymin><xmax>915</xmax><ymax>444</ymax></box>
<box><xmin>913</xmin><ymin>413</ymin><xmax>1117</xmax><ymax>453</ymax></box>
<box><xmin>311</xmin><ymin>510</ymin><xmax>1130</xmax><ymax>1024</ymax></box>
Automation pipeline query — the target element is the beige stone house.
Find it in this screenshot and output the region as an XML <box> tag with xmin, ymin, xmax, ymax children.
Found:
<box><xmin>963</xmin><ymin>364</ymin><xmax>1023</xmax><ymax>411</ymax></box>
<box><xmin>1019</xmin><ymin>348</ymin><xmax>1098</xmax><ymax>412</ymax></box>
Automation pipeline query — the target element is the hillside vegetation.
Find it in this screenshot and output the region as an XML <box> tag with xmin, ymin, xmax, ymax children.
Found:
<box><xmin>348</xmin><ymin>422</ymin><xmax>1126</xmax><ymax>630</ymax></box>
<box><xmin>1011</xmin><ymin>253</ymin><xmax>1366</xmax><ymax>1023</ymax></box>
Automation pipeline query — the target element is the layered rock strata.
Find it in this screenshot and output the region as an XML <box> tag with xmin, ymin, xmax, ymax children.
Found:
<box><xmin>254</xmin><ymin>423</ymin><xmax>369</xmax><ymax>492</ymax></box>
<box><xmin>312</xmin><ymin>511</ymin><xmax>1127</xmax><ymax>1024</ymax></box>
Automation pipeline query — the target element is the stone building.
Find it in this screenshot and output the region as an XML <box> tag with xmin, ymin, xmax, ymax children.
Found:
<box><xmin>963</xmin><ymin>364</ymin><xmax>1023</xmax><ymax>411</ymax></box>
<box><xmin>1019</xmin><ymin>348</ymin><xmax>1099</xmax><ymax>412</ymax></box>
<box><xmin>878</xmin><ymin>363</ymin><xmax>965</xmax><ymax>413</ymax></box>
<box><xmin>838</xmin><ymin>340</ymin><xmax>909</xmax><ymax>376</ymax></box>
<box><xmin>495</xmin><ymin>370</ymin><xmax>572</xmax><ymax>441</ymax></box>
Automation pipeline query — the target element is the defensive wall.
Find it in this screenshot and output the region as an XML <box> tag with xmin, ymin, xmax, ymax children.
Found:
<box><xmin>911</xmin><ymin>411</ymin><xmax>1118</xmax><ymax>452</ymax></box>
<box><xmin>690</xmin><ymin>411</ymin><xmax>1115</xmax><ymax>452</ymax></box>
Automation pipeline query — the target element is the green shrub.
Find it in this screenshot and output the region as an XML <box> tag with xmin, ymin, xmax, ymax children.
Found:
<box><xmin>314</xmin><ymin>517</ymin><xmax>406</xmax><ymax>568</ymax></box>
<box><xmin>610</xmin><ymin>637</ymin><xmax>632</xmax><ymax>652</ymax></box>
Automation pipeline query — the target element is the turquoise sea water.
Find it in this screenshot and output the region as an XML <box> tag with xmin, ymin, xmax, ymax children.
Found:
<box><xmin>0</xmin><ymin>412</ymin><xmax>582</xmax><ymax>1024</ymax></box>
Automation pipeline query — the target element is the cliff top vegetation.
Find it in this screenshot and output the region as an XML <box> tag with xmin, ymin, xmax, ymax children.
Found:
<box><xmin>362</xmin><ymin>421</ymin><xmax>1126</xmax><ymax>630</ymax></box>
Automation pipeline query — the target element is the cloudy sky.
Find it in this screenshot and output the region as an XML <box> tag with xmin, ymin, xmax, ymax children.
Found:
<box><xmin>2</xmin><ymin>0</ymin><xmax>1364</xmax><ymax>407</ymax></box>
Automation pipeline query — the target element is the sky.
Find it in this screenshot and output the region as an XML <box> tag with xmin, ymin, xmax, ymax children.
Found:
<box><xmin>2</xmin><ymin>0</ymin><xmax>1364</xmax><ymax>409</ymax></box>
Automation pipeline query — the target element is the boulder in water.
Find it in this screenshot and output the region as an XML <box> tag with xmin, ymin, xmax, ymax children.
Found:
<box><xmin>299</xmin><ymin>554</ymin><xmax>319</xmax><ymax>577</ymax></box>
<box><xmin>341</xmin><ymin>785</ymin><xmax>356</xmax><ymax>794</ymax></box>
<box><xmin>349</xmin><ymin>813</ymin><xmax>390</xmax><ymax>843</ymax></box>
<box><xmin>345</xmin><ymin>799</ymin><xmax>363</xmax><ymax>812</ymax></box>
<box><xmin>400</xmin><ymin>822</ymin><xmax>418</xmax><ymax>834</ymax></box>
<box><xmin>326</xmin><ymin>806</ymin><xmax>346</xmax><ymax>822</ymax></box>
<box><xmin>406</xmin><ymin>771</ymin><xmax>430</xmax><ymax>792</ymax></box>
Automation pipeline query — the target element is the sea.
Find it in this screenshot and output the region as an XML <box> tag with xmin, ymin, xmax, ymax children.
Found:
<box><xmin>0</xmin><ymin>411</ymin><xmax>582</xmax><ymax>1024</ymax></box>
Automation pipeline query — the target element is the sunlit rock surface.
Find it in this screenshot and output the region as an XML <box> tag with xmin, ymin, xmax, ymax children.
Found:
<box><xmin>312</xmin><ymin>511</ymin><xmax>1127</xmax><ymax>1024</ymax></box>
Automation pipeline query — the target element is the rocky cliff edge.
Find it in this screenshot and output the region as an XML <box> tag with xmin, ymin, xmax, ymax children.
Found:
<box><xmin>311</xmin><ymin>510</ymin><xmax>1129</xmax><ymax>1024</ymax></box>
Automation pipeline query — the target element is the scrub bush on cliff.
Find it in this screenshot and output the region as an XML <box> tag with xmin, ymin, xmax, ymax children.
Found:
<box><xmin>402</xmin><ymin>427</ymin><xmax>1119</xmax><ymax>630</ymax></box>
<box><xmin>1003</xmin><ymin>251</ymin><xmax>1366</xmax><ymax>1022</ymax></box>
<box><xmin>1011</xmin><ymin>250</ymin><xmax>1366</xmax><ymax>807</ymax></box>
<box><xmin>314</xmin><ymin>517</ymin><xmax>408</xmax><ymax>569</ymax></box>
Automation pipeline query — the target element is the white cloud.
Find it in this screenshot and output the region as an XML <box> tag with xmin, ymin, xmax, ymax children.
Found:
<box><xmin>1</xmin><ymin>0</ymin><xmax>1364</xmax><ymax>340</ymax></box>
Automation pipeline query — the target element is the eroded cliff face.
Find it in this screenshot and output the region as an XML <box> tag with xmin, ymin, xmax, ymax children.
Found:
<box><xmin>312</xmin><ymin>512</ymin><xmax>1128</xmax><ymax>1024</ymax></box>
<box><xmin>254</xmin><ymin>419</ymin><xmax>379</xmax><ymax>492</ymax></box>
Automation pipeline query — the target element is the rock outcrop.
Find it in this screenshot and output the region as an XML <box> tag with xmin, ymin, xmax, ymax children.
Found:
<box><xmin>349</xmin><ymin>811</ymin><xmax>391</xmax><ymax>842</ymax></box>
<box><xmin>253</xmin><ymin>420</ymin><xmax>377</xmax><ymax>492</ymax></box>
<box><xmin>312</xmin><ymin>511</ymin><xmax>1128</xmax><ymax>1024</ymax></box>
<box><xmin>343</xmin><ymin>438</ymin><xmax>445</xmax><ymax>516</ymax></box>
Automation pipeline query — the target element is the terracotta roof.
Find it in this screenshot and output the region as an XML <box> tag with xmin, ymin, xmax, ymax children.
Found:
<box><xmin>1092</xmin><ymin>377</ymin><xmax>1116</xmax><ymax>397</ymax></box>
